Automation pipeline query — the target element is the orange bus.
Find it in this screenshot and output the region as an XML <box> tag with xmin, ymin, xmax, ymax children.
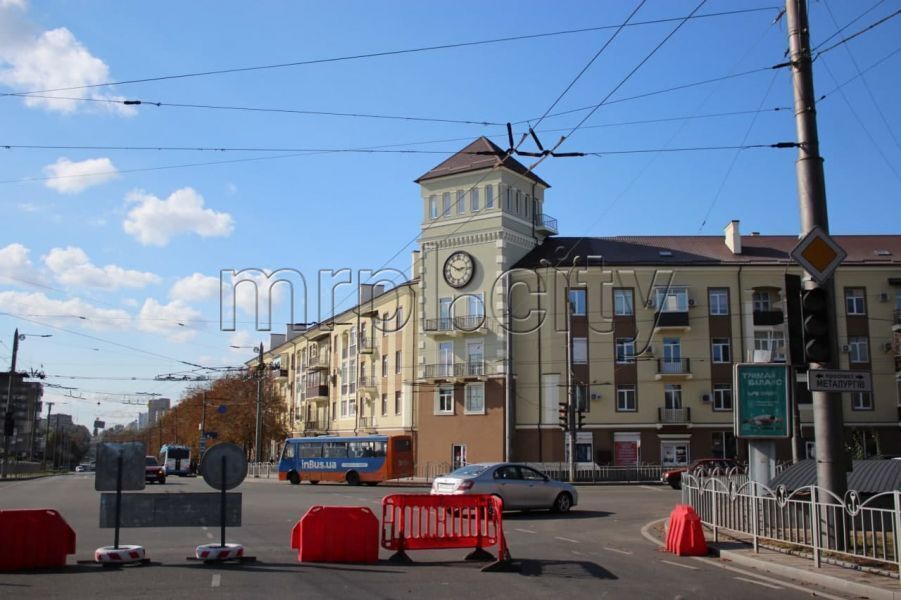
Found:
<box><xmin>277</xmin><ymin>434</ymin><xmax>413</xmax><ymax>486</ymax></box>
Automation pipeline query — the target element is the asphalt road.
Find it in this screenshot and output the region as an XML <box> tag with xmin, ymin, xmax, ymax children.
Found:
<box><xmin>0</xmin><ymin>474</ymin><xmax>854</xmax><ymax>599</ymax></box>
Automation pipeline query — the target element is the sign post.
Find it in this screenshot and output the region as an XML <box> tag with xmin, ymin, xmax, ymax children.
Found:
<box><xmin>734</xmin><ymin>364</ymin><xmax>791</xmax><ymax>488</ymax></box>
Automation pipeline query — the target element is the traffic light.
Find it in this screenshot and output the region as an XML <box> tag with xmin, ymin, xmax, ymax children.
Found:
<box><xmin>577</xmin><ymin>410</ymin><xmax>586</xmax><ymax>430</ymax></box>
<box><xmin>801</xmin><ymin>287</ymin><xmax>831</xmax><ymax>364</ymax></box>
<box><xmin>558</xmin><ymin>402</ymin><xmax>569</xmax><ymax>430</ymax></box>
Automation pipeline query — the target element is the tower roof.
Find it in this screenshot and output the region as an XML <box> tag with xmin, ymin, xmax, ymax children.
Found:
<box><xmin>415</xmin><ymin>137</ymin><xmax>550</xmax><ymax>187</ymax></box>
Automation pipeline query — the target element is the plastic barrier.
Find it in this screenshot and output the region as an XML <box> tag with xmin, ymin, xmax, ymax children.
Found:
<box><xmin>381</xmin><ymin>494</ymin><xmax>514</xmax><ymax>571</ymax></box>
<box><xmin>94</xmin><ymin>545</ymin><xmax>145</xmax><ymax>565</ymax></box>
<box><xmin>0</xmin><ymin>509</ymin><xmax>76</xmax><ymax>570</ymax></box>
<box><xmin>664</xmin><ymin>504</ymin><xmax>708</xmax><ymax>556</ymax></box>
<box><xmin>290</xmin><ymin>506</ymin><xmax>379</xmax><ymax>563</ymax></box>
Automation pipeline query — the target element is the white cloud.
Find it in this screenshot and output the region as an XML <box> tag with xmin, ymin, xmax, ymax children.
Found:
<box><xmin>0</xmin><ymin>1</ymin><xmax>27</xmax><ymax>11</ymax></box>
<box><xmin>0</xmin><ymin>242</ymin><xmax>36</xmax><ymax>284</ymax></box>
<box><xmin>0</xmin><ymin>290</ymin><xmax>131</xmax><ymax>330</ymax></box>
<box><xmin>170</xmin><ymin>273</ymin><xmax>220</xmax><ymax>303</ymax></box>
<box><xmin>123</xmin><ymin>187</ymin><xmax>234</xmax><ymax>246</ymax></box>
<box><xmin>136</xmin><ymin>298</ymin><xmax>203</xmax><ymax>342</ymax></box>
<box><xmin>44</xmin><ymin>246</ymin><xmax>160</xmax><ymax>290</ymax></box>
<box><xmin>43</xmin><ymin>157</ymin><xmax>118</xmax><ymax>194</ymax></box>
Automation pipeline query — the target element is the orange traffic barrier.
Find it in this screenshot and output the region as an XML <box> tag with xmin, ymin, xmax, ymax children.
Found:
<box><xmin>0</xmin><ymin>509</ymin><xmax>76</xmax><ymax>570</ymax></box>
<box><xmin>665</xmin><ymin>504</ymin><xmax>708</xmax><ymax>556</ymax></box>
<box><xmin>381</xmin><ymin>493</ymin><xmax>514</xmax><ymax>571</ymax></box>
<box><xmin>290</xmin><ymin>506</ymin><xmax>379</xmax><ymax>563</ymax></box>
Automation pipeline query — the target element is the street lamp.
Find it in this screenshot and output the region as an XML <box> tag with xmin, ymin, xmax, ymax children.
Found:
<box><xmin>231</xmin><ymin>343</ymin><xmax>266</xmax><ymax>468</ymax></box>
<box><xmin>2</xmin><ymin>329</ymin><xmax>52</xmax><ymax>478</ymax></box>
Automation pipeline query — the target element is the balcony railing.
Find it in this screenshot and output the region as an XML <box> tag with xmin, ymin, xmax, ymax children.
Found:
<box><xmin>303</xmin><ymin>419</ymin><xmax>328</xmax><ymax>432</ymax></box>
<box><xmin>358</xmin><ymin>375</ymin><xmax>378</xmax><ymax>390</ymax></box>
<box><xmin>657</xmin><ymin>358</ymin><xmax>691</xmax><ymax>375</ymax></box>
<box><xmin>453</xmin><ymin>315</ymin><xmax>486</xmax><ymax>331</ymax></box>
<box><xmin>534</xmin><ymin>213</ymin><xmax>558</xmax><ymax>234</ymax></box>
<box><xmin>358</xmin><ymin>337</ymin><xmax>375</xmax><ymax>353</ymax></box>
<box><xmin>307</xmin><ymin>355</ymin><xmax>327</xmax><ymax>370</ymax></box>
<box><xmin>658</xmin><ymin>407</ymin><xmax>691</xmax><ymax>424</ymax></box>
<box><xmin>424</xmin><ymin>317</ymin><xmax>453</xmax><ymax>332</ymax></box>
<box><xmin>654</xmin><ymin>311</ymin><xmax>690</xmax><ymax>328</ymax></box>
<box><xmin>753</xmin><ymin>310</ymin><xmax>784</xmax><ymax>326</ymax></box>
<box><xmin>359</xmin><ymin>416</ymin><xmax>378</xmax><ymax>431</ymax></box>
<box><xmin>422</xmin><ymin>361</ymin><xmax>488</xmax><ymax>379</ymax></box>
<box><xmin>305</xmin><ymin>383</ymin><xmax>329</xmax><ymax>399</ymax></box>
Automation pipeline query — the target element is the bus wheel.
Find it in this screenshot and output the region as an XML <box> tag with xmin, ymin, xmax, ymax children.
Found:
<box><xmin>345</xmin><ymin>471</ymin><xmax>361</xmax><ymax>486</ymax></box>
<box><xmin>288</xmin><ymin>471</ymin><xmax>300</xmax><ymax>485</ymax></box>
<box><xmin>308</xmin><ymin>480</ymin><xmax>319</xmax><ymax>485</ymax></box>
<box><xmin>364</xmin><ymin>481</ymin><xmax>378</xmax><ymax>486</ymax></box>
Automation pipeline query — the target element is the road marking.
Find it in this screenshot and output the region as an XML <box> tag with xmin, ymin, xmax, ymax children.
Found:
<box><xmin>202</xmin><ymin>526</ymin><xmax>208</xmax><ymax>531</ymax></box>
<box><xmin>571</xmin><ymin>550</ymin><xmax>584</xmax><ymax>556</ymax></box>
<box><xmin>691</xmin><ymin>557</ymin><xmax>846</xmax><ymax>600</ymax></box>
<box><xmin>603</xmin><ymin>546</ymin><xmax>633</xmax><ymax>555</ymax></box>
<box><xmin>733</xmin><ymin>576</ymin><xmax>782</xmax><ymax>590</ymax></box>
<box><xmin>660</xmin><ymin>560</ymin><xmax>699</xmax><ymax>570</ymax></box>
<box><xmin>640</xmin><ymin>518</ymin><xmax>667</xmax><ymax>547</ymax></box>
<box><xmin>514</xmin><ymin>528</ymin><xmax>537</xmax><ymax>534</ymax></box>
<box><xmin>206</xmin><ymin>532</ymin><xmax>214</xmax><ymax>539</ymax></box>
<box><xmin>555</xmin><ymin>536</ymin><xmax>580</xmax><ymax>544</ymax></box>
<box><xmin>210</xmin><ymin>574</ymin><xmax>220</xmax><ymax>588</ymax></box>
<box><xmin>639</xmin><ymin>485</ymin><xmax>663</xmax><ymax>492</ymax></box>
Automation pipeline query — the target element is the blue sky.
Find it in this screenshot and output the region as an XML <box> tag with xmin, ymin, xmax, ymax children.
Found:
<box><xmin>1</xmin><ymin>0</ymin><xmax>899</xmax><ymax>429</ymax></box>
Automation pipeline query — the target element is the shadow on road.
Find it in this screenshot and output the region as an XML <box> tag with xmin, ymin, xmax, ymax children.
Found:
<box><xmin>517</xmin><ymin>559</ymin><xmax>617</xmax><ymax>580</ymax></box>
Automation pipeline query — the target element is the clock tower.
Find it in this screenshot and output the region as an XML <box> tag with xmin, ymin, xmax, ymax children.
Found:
<box><xmin>412</xmin><ymin>136</ymin><xmax>556</xmax><ymax>467</ymax></box>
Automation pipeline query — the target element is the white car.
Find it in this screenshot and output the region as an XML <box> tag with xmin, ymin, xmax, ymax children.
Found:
<box><xmin>431</xmin><ymin>463</ymin><xmax>578</xmax><ymax>513</ymax></box>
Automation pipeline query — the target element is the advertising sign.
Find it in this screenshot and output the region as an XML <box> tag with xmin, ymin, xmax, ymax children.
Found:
<box><xmin>734</xmin><ymin>363</ymin><xmax>791</xmax><ymax>439</ymax></box>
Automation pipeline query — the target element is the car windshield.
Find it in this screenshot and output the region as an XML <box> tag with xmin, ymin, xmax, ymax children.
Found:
<box><xmin>448</xmin><ymin>465</ymin><xmax>489</xmax><ymax>477</ymax></box>
<box><xmin>145</xmin><ymin>457</ymin><xmax>158</xmax><ymax>466</ymax></box>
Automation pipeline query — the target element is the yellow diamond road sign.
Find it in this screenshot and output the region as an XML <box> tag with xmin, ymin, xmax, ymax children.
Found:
<box><xmin>790</xmin><ymin>227</ymin><xmax>847</xmax><ymax>284</ymax></box>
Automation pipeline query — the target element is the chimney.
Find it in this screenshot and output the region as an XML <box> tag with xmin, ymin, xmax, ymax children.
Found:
<box><xmin>359</xmin><ymin>283</ymin><xmax>374</xmax><ymax>305</ymax></box>
<box><xmin>411</xmin><ymin>250</ymin><xmax>421</xmax><ymax>279</ymax></box>
<box><xmin>724</xmin><ymin>220</ymin><xmax>742</xmax><ymax>255</ymax></box>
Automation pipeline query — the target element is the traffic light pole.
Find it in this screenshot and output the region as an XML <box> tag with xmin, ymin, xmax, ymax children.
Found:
<box><xmin>1</xmin><ymin>329</ymin><xmax>20</xmax><ymax>479</ymax></box>
<box><xmin>786</xmin><ymin>0</ymin><xmax>846</xmax><ymax>499</ymax></box>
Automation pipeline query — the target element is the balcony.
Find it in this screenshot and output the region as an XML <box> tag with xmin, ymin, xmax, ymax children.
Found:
<box><xmin>359</xmin><ymin>337</ymin><xmax>376</xmax><ymax>354</ymax></box>
<box><xmin>655</xmin><ymin>358</ymin><xmax>692</xmax><ymax>380</ymax></box>
<box><xmin>274</xmin><ymin>368</ymin><xmax>289</xmax><ymax>380</ymax></box>
<box><xmin>654</xmin><ymin>311</ymin><xmax>690</xmax><ymax>330</ymax></box>
<box><xmin>303</xmin><ymin>419</ymin><xmax>328</xmax><ymax>433</ymax></box>
<box><xmin>658</xmin><ymin>407</ymin><xmax>691</xmax><ymax>424</ymax></box>
<box><xmin>305</xmin><ymin>382</ymin><xmax>329</xmax><ymax>402</ymax></box>
<box><xmin>422</xmin><ymin>361</ymin><xmax>489</xmax><ymax>381</ymax></box>
<box><xmin>307</xmin><ymin>354</ymin><xmax>327</xmax><ymax>371</ymax></box>
<box><xmin>453</xmin><ymin>314</ymin><xmax>487</xmax><ymax>332</ymax></box>
<box><xmin>359</xmin><ymin>416</ymin><xmax>378</xmax><ymax>432</ymax></box>
<box><xmin>753</xmin><ymin>310</ymin><xmax>784</xmax><ymax>326</ymax></box>
<box><xmin>358</xmin><ymin>375</ymin><xmax>378</xmax><ymax>394</ymax></box>
<box><xmin>424</xmin><ymin>315</ymin><xmax>486</xmax><ymax>335</ymax></box>
<box><xmin>534</xmin><ymin>213</ymin><xmax>558</xmax><ymax>235</ymax></box>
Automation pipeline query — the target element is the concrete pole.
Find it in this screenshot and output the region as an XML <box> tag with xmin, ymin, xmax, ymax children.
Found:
<box><xmin>254</xmin><ymin>343</ymin><xmax>264</xmax><ymax>465</ymax></box>
<box><xmin>785</xmin><ymin>0</ymin><xmax>846</xmax><ymax>498</ymax></box>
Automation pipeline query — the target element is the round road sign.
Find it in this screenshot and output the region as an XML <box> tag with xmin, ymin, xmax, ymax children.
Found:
<box><xmin>200</xmin><ymin>442</ymin><xmax>247</xmax><ymax>490</ymax></box>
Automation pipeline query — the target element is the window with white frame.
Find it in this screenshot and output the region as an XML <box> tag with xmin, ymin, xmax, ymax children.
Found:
<box><xmin>348</xmin><ymin>395</ymin><xmax>356</xmax><ymax>416</ymax></box>
<box><xmin>465</xmin><ymin>383</ymin><xmax>485</xmax><ymax>414</ymax></box>
<box><xmin>713</xmin><ymin>384</ymin><xmax>732</xmax><ymax>411</ymax></box>
<box><xmin>615</xmin><ymin>338</ymin><xmax>635</xmax><ymax>363</ymax></box>
<box><xmin>851</xmin><ymin>391</ymin><xmax>873</xmax><ymax>410</ymax></box>
<box><xmin>654</xmin><ymin>286</ymin><xmax>688</xmax><ymax>312</ymax></box>
<box><xmin>467</xmin><ymin>292</ymin><xmax>484</xmax><ymax>318</ymax></box>
<box><xmin>442</xmin><ymin>192</ymin><xmax>451</xmax><ymax>215</ymax></box>
<box><xmin>752</xmin><ymin>290</ymin><xmax>771</xmax><ymax>312</ymax></box>
<box><xmin>573</xmin><ymin>383</ymin><xmax>589</xmax><ymax>412</ymax></box>
<box><xmin>471</xmin><ymin>188</ymin><xmax>480</xmax><ymax>212</ymax></box>
<box><xmin>849</xmin><ymin>336</ymin><xmax>869</xmax><ymax>363</ymax></box>
<box><xmin>616</xmin><ymin>385</ymin><xmax>636</xmax><ymax>412</ymax></box>
<box><xmin>711</xmin><ymin>338</ymin><xmax>731</xmax><ymax>363</ymax></box>
<box><xmin>486</xmin><ymin>185</ymin><xmax>494</xmax><ymax>208</ymax></box>
<box><xmin>753</xmin><ymin>330</ymin><xmax>786</xmax><ymax>361</ymax></box>
<box><xmin>614</xmin><ymin>289</ymin><xmax>634</xmax><ymax>316</ymax></box>
<box><xmin>572</xmin><ymin>337</ymin><xmax>587</xmax><ymax>364</ymax></box>
<box><xmin>456</xmin><ymin>190</ymin><xmax>465</xmax><ymax>214</ymax></box>
<box><xmin>845</xmin><ymin>288</ymin><xmax>866</xmax><ymax>315</ymax></box>
<box><xmin>429</xmin><ymin>195</ymin><xmax>438</xmax><ymax>219</ymax></box>
<box><xmin>436</xmin><ymin>386</ymin><xmax>453</xmax><ymax>414</ymax></box>
<box><xmin>709</xmin><ymin>288</ymin><xmax>729</xmax><ymax>315</ymax></box>
<box><xmin>569</xmin><ymin>289</ymin><xmax>586</xmax><ymax>316</ymax></box>
<box><xmin>664</xmin><ymin>384</ymin><xmax>682</xmax><ymax>409</ymax></box>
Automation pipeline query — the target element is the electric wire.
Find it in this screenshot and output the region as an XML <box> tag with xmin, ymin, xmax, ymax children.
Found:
<box><xmin>811</xmin><ymin>0</ymin><xmax>886</xmax><ymax>51</ymax></box>
<box><xmin>814</xmin><ymin>7</ymin><xmax>901</xmax><ymax>58</ymax></box>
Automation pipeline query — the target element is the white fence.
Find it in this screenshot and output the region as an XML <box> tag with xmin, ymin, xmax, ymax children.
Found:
<box><xmin>681</xmin><ymin>473</ymin><xmax>901</xmax><ymax>583</ymax></box>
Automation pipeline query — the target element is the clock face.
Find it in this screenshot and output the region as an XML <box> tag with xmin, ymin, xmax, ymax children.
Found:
<box><xmin>443</xmin><ymin>251</ymin><xmax>475</xmax><ymax>288</ymax></box>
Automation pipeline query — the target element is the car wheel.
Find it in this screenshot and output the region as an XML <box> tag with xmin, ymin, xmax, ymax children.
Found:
<box><xmin>346</xmin><ymin>471</ymin><xmax>360</xmax><ymax>486</ymax></box>
<box><xmin>551</xmin><ymin>492</ymin><xmax>573</xmax><ymax>514</ymax></box>
<box><xmin>159</xmin><ymin>478</ymin><xmax>166</xmax><ymax>485</ymax></box>
<box><xmin>288</xmin><ymin>471</ymin><xmax>301</xmax><ymax>485</ymax></box>
<box><xmin>669</xmin><ymin>480</ymin><xmax>681</xmax><ymax>490</ymax></box>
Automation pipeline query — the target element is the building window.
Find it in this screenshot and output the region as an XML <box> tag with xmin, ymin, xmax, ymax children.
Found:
<box><xmin>465</xmin><ymin>383</ymin><xmax>485</xmax><ymax>414</ymax></box>
<box><xmin>396</xmin><ymin>306</ymin><xmax>404</xmax><ymax>331</ymax></box>
<box><xmin>395</xmin><ymin>350</ymin><xmax>402</xmax><ymax>374</ymax></box>
<box><xmin>442</xmin><ymin>192</ymin><xmax>451</xmax><ymax>216</ymax></box>
<box><xmin>506</xmin><ymin>187</ymin><xmax>512</xmax><ymax>211</ymax></box>
<box><xmin>614</xmin><ymin>289</ymin><xmax>634</xmax><ymax>316</ymax></box>
<box><xmin>525</xmin><ymin>195</ymin><xmax>530</xmax><ymax>218</ymax></box>
<box><xmin>848</xmin><ymin>336</ymin><xmax>869</xmax><ymax>363</ymax></box>
<box><xmin>754</xmin><ymin>330</ymin><xmax>785</xmax><ymax>361</ymax></box>
<box><xmin>381</xmin><ymin>393</ymin><xmax>388</xmax><ymax>416</ymax></box>
<box><xmin>709</xmin><ymin>288</ymin><xmax>729</xmax><ymax>315</ymax></box>
<box><xmin>573</xmin><ymin>382</ymin><xmax>589</xmax><ymax>412</ymax></box>
<box><xmin>471</xmin><ymin>188</ymin><xmax>480</xmax><ymax>212</ymax></box>
<box><xmin>429</xmin><ymin>195</ymin><xmax>438</xmax><ymax>219</ymax></box>
<box><xmin>382</xmin><ymin>313</ymin><xmax>390</xmax><ymax>336</ymax></box>
<box><xmin>713</xmin><ymin>384</ymin><xmax>732</xmax><ymax>411</ymax></box>
<box><xmin>467</xmin><ymin>292</ymin><xmax>484</xmax><ymax>318</ymax></box>
<box><xmin>711</xmin><ymin>338</ymin><xmax>731</xmax><ymax>363</ymax></box>
<box><xmin>381</xmin><ymin>355</ymin><xmax>388</xmax><ymax>377</ymax></box>
<box><xmin>456</xmin><ymin>190</ymin><xmax>465</xmax><ymax>214</ymax></box>
<box><xmin>515</xmin><ymin>191</ymin><xmax>521</xmax><ymax>214</ymax></box>
<box><xmin>654</xmin><ymin>286</ymin><xmax>688</xmax><ymax>312</ymax></box>
<box><xmin>395</xmin><ymin>390</ymin><xmax>402</xmax><ymax>415</ymax></box>
<box><xmin>664</xmin><ymin>384</ymin><xmax>682</xmax><ymax>409</ymax></box>
<box><xmin>845</xmin><ymin>288</ymin><xmax>866</xmax><ymax>315</ymax></box>
<box><xmin>616</xmin><ymin>385</ymin><xmax>636</xmax><ymax>412</ymax></box>
<box><xmin>486</xmin><ymin>185</ymin><xmax>494</xmax><ymax>208</ymax></box>
<box><xmin>568</xmin><ymin>289</ymin><xmax>586</xmax><ymax>316</ymax></box>
<box><xmin>572</xmin><ymin>337</ymin><xmax>587</xmax><ymax>364</ymax></box>
<box><xmin>615</xmin><ymin>338</ymin><xmax>635</xmax><ymax>363</ymax></box>
<box><xmin>752</xmin><ymin>290</ymin><xmax>771</xmax><ymax>312</ymax></box>
<box><xmin>436</xmin><ymin>386</ymin><xmax>453</xmax><ymax>414</ymax></box>
<box><xmin>851</xmin><ymin>392</ymin><xmax>873</xmax><ymax>410</ymax></box>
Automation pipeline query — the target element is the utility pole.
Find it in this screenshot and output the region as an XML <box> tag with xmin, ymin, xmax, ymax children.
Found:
<box><xmin>785</xmin><ymin>0</ymin><xmax>846</xmax><ymax>498</ymax></box>
<box><xmin>42</xmin><ymin>401</ymin><xmax>53</xmax><ymax>470</ymax></box>
<box><xmin>254</xmin><ymin>342</ymin><xmax>264</xmax><ymax>466</ymax></box>
<box><xmin>1</xmin><ymin>328</ymin><xmax>20</xmax><ymax>478</ymax></box>
<box><xmin>173</xmin><ymin>404</ymin><xmax>178</xmax><ymax>444</ymax></box>
<box><xmin>200</xmin><ymin>391</ymin><xmax>207</xmax><ymax>457</ymax></box>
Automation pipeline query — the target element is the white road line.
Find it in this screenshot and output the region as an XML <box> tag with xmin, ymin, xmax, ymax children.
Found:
<box><xmin>733</xmin><ymin>576</ymin><xmax>782</xmax><ymax>590</ymax></box>
<box><xmin>571</xmin><ymin>550</ymin><xmax>584</xmax><ymax>556</ymax></box>
<box><xmin>202</xmin><ymin>526</ymin><xmax>209</xmax><ymax>531</ymax></box>
<box><xmin>691</xmin><ymin>557</ymin><xmax>847</xmax><ymax>600</ymax></box>
<box><xmin>206</xmin><ymin>532</ymin><xmax>214</xmax><ymax>539</ymax></box>
<box><xmin>555</xmin><ymin>536</ymin><xmax>580</xmax><ymax>544</ymax></box>
<box><xmin>210</xmin><ymin>574</ymin><xmax>221</xmax><ymax>588</ymax></box>
<box><xmin>514</xmin><ymin>528</ymin><xmax>537</xmax><ymax>534</ymax></box>
<box><xmin>660</xmin><ymin>559</ymin><xmax>699</xmax><ymax>570</ymax></box>
<box><xmin>603</xmin><ymin>546</ymin><xmax>633</xmax><ymax>555</ymax></box>
<box><xmin>639</xmin><ymin>485</ymin><xmax>663</xmax><ymax>492</ymax></box>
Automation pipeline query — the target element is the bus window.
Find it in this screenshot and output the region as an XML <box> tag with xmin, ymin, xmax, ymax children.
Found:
<box><xmin>372</xmin><ymin>441</ymin><xmax>386</xmax><ymax>457</ymax></box>
<box><xmin>299</xmin><ymin>443</ymin><xmax>321</xmax><ymax>458</ymax></box>
<box><xmin>282</xmin><ymin>443</ymin><xmax>296</xmax><ymax>459</ymax></box>
<box><xmin>393</xmin><ymin>437</ymin><xmax>412</xmax><ymax>453</ymax></box>
<box><xmin>323</xmin><ymin>443</ymin><xmax>348</xmax><ymax>458</ymax></box>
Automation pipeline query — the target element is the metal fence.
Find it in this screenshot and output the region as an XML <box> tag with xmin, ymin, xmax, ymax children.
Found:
<box><xmin>681</xmin><ymin>473</ymin><xmax>901</xmax><ymax>582</ymax></box>
<box><xmin>529</xmin><ymin>463</ymin><xmax>666</xmax><ymax>483</ymax></box>
<box><xmin>248</xmin><ymin>462</ymin><xmax>277</xmax><ymax>479</ymax></box>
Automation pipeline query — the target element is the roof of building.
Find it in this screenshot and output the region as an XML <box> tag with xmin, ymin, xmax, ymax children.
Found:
<box><xmin>770</xmin><ymin>459</ymin><xmax>901</xmax><ymax>495</ymax></box>
<box><xmin>515</xmin><ymin>235</ymin><xmax>901</xmax><ymax>268</ymax></box>
<box><xmin>415</xmin><ymin>137</ymin><xmax>550</xmax><ymax>188</ymax></box>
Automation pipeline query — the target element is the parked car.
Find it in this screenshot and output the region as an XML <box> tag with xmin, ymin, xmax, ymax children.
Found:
<box><xmin>430</xmin><ymin>463</ymin><xmax>578</xmax><ymax>513</ymax></box>
<box><xmin>661</xmin><ymin>458</ymin><xmax>741</xmax><ymax>489</ymax></box>
<box><xmin>75</xmin><ymin>464</ymin><xmax>88</xmax><ymax>473</ymax></box>
<box><xmin>145</xmin><ymin>456</ymin><xmax>166</xmax><ymax>484</ymax></box>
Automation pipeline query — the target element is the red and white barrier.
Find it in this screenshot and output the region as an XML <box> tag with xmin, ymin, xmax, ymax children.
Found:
<box><xmin>94</xmin><ymin>545</ymin><xmax>145</xmax><ymax>564</ymax></box>
<box><xmin>194</xmin><ymin>543</ymin><xmax>244</xmax><ymax>561</ymax></box>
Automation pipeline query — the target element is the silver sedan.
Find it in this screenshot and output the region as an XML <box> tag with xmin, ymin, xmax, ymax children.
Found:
<box><xmin>430</xmin><ymin>463</ymin><xmax>578</xmax><ymax>513</ymax></box>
